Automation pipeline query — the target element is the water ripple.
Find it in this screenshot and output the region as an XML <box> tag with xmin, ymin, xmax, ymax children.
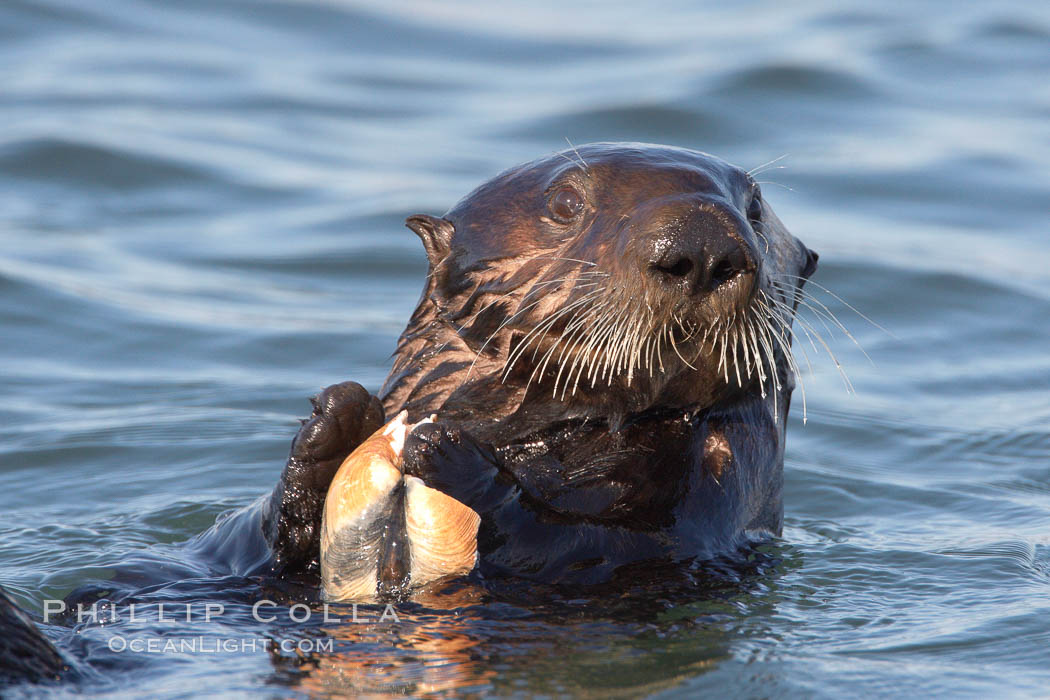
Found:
<box><xmin>2</xmin><ymin>0</ymin><xmax>1049</xmax><ymax>696</ymax></box>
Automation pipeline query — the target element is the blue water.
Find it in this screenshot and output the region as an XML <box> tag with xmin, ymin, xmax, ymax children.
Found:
<box><xmin>2</xmin><ymin>0</ymin><xmax>1049</xmax><ymax>697</ymax></box>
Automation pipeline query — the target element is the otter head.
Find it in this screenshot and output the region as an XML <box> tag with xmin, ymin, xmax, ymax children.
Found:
<box><xmin>381</xmin><ymin>143</ymin><xmax>817</xmax><ymax>440</ymax></box>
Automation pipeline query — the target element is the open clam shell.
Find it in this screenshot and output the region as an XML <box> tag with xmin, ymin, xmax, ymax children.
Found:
<box><xmin>321</xmin><ymin>411</ymin><xmax>480</xmax><ymax>601</ymax></box>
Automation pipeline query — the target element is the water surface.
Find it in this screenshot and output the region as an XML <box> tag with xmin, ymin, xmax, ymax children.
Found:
<box><xmin>2</xmin><ymin>0</ymin><xmax>1049</xmax><ymax>697</ymax></box>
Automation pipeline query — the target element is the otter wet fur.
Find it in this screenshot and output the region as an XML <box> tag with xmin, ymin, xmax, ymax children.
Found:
<box><xmin>262</xmin><ymin>142</ymin><xmax>819</xmax><ymax>592</ymax></box>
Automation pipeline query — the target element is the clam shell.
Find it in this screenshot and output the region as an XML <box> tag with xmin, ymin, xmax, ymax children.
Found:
<box><xmin>404</xmin><ymin>476</ymin><xmax>480</xmax><ymax>586</ymax></box>
<box><xmin>320</xmin><ymin>416</ymin><xmax>406</xmax><ymax>601</ymax></box>
<box><xmin>321</xmin><ymin>411</ymin><xmax>480</xmax><ymax>601</ymax></box>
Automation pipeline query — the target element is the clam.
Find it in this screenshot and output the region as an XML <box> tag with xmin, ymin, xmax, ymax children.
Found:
<box><xmin>321</xmin><ymin>411</ymin><xmax>480</xmax><ymax>601</ymax></box>
<box><xmin>403</xmin><ymin>475</ymin><xmax>480</xmax><ymax>587</ymax></box>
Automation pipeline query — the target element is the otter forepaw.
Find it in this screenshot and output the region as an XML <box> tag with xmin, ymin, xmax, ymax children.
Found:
<box><xmin>294</xmin><ymin>383</ymin><xmax>385</xmax><ymax>470</ymax></box>
<box><xmin>263</xmin><ymin>381</ymin><xmax>384</xmax><ymax>576</ymax></box>
<box><xmin>401</xmin><ymin>422</ymin><xmax>508</xmax><ymax>513</ymax></box>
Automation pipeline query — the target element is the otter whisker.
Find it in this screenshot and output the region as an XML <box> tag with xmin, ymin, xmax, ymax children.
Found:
<box><xmin>755</xmin><ymin>315</ymin><xmax>775</xmax><ymax>402</ymax></box>
<box><xmin>657</xmin><ymin>321</ymin><xmax>666</xmax><ymax>373</ymax></box>
<box><xmin>750</xmin><ymin>219</ymin><xmax>771</xmax><ymax>254</ymax></box>
<box><xmin>624</xmin><ymin>309</ymin><xmax>647</xmax><ymax>384</ymax></box>
<box><xmin>561</xmin><ymin>304</ymin><xmax>614</xmax><ymax>398</ymax></box>
<box><xmin>467</xmin><ymin>293</ymin><xmax>556</xmax><ymax>380</ymax></box>
<box><xmin>566</xmin><ymin>312</ymin><xmax>608</xmax><ymax>394</ymax></box>
<box><xmin>653</xmin><ymin>316</ymin><xmax>670</xmax><ymax>374</ymax></box>
<box><xmin>577</xmin><ymin>304</ymin><xmax>619</xmax><ymax>387</ymax></box>
<box><xmin>771</xmin><ymin>278</ymin><xmax>874</xmax><ymax>365</ymax></box>
<box><xmin>751</xmin><ymin>306</ymin><xmax>783</xmax><ymax>419</ymax></box>
<box><xmin>679</xmin><ymin>316</ymin><xmax>702</xmax><ymax>343</ymax></box>
<box><xmin>462</xmin><ymin>277</ymin><xmax>605</xmax><ymax>349</ymax></box>
<box><xmin>503</xmin><ymin>288</ymin><xmax>604</xmax><ymax>382</ymax></box>
<box><xmin>762</xmin><ymin>289</ymin><xmax>854</xmax><ymax>393</ymax></box>
<box><xmin>779</xmin><ymin>331</ymin><xmax>808</xmax><ymax>424</ymax></box>
<box><xmin>564</xmin><ymin>137</ymin><xmax>590</xmax><ymax>171</ymax></box>
<box><xmin>614</xmin><ymin>315</ymin><xmax>634</xmax><ymax>385</ymax></box>
<box><xmin>552</xmin><ymin>300</ymin><xmax>611</xmax><ymax>395</ymax></box>
<box><xmin>563</xmin><ymin>296</ymin><xmax>614</xmax><ymax>378</ymax></box>
<box><xmin>626</xmin><ymin>305</ymin><xmax>650</xmax><ymax>384</ymax></box>
<box><xmin>791</xmin><ymin>295</ymin><xmax>872</xmax><ymax>368</ymax></box>
<box><xmin>549</xmin><ymin>297</ymin><xmax>607</xmax><ymax>369</ymax></box>
<box><xmin>760</xmin><ymin>312</ymin><xmax>785</xmax><ymax>394</ymax></box>
<box><xmin>793</xmin><ymin>315</ymin><xmax>854</xmax><ymax>394</ymax></box>
<box><xmin>670</xmin><ymin>316</ymin><xmax>699</xmax><ymax>372</ymax></box>
<box><xmin>528</xmin><ymin>256</ymin><xmax>602</xmax><ymax>268</ymax></box>
<box><xmin>596</xmin><ymin>298</ymin><xmax>631</xmax><ymax>384</ymax></box>
<box><xmin>582</xmin><ymin>310</ymin><xmax>618</xmax><ymax>389</ymax></box>
<box><xmin>771</xmin><ymin>314</ymin><xmax>817</xmax><ymax>421</ymax></box>
<box><xmin>752</xmin><ymin>302</ymin><xmax>783</xmax><ymax>393</ymax></box>
<box><xmin>552</xmin><ymin>296</ymin><xmax>616</xmax><ymax>394</ymax></box>
<box><xmin>632</xmin><ymin>305</ymin><xmax>657</xmax><ymax>382</ymax></box>
<box><xmin>599</xmin><ymin>302</ymin><xmax>633</xmax><ymax>385</ymax></box>
<box><xmin>755</xmin><ymin>180</ymin><xmax>795</xmax><ymax>193</ymax></box>
<box><xmin>595</xmin><ymin>311</ymin><xmax>620</xmax><ymax>386</ymax></box>
<box><xmin>718</xmin><ymin>318</ymin><xmax>729</xmax><ymax>383</ymax></box>
<box><xmin>613</xmin><ymin>306</ymin><xmax>646</xmax><ymax>379</ymax></box>
<box><xmin>742</xmin><ymin>316</ymin><xmax>754</xmax><ymax>381</ymax></box>
<box><xmin>741</xmin><ymin>316</ymin><xmax>754</xmax><ymax>379</ymax></box>
<box><xmin>571</xmin><ymin>309</ymin><xmax>618</xmax><ymax>397</ymax></box>
<box><xmin>502</xmin><ymin>292</ymin><xmax>597</xmax><ymax>380</ymax></box>
<box><xmin>725</xmin><ymin>313</ymin><xmax>737</xmax><ymax>383</ymax></box>
<box><xmin>757</xmin><ymin>295</ymin><xmax>807</xmax><ymax>423</ymax></box>
<box><xmin>457</xmin><ymin>279</ymin><xmax>553</xmax><ymax>334</ymax></box>
<box><xmin>761</xmin><ymin>290</ymin><xmax>815</xmax><ymax>378</ymax></box>
<box><xmin>613</xmin><ymin>307</ymin><xmax>643</xmax><ymax>382</ymax></box>
<box><xmin>751</xmin><ymin>318</ymin><xmax>769</xmax><ymax>401</ymax></box>
<box><xmin>624</xmin><ymin>307</ymin><xmax>643</xmax><ymax>385</ymax></box>
<box><xmin>526</xmin><ymin>282</ymin><xmax>608</xmax><ymax>360</ymax></box>
<box><xmin>460</xmin><ymin>270</ymin><xmax>603</xmax><ymax>350</ymax></box>
<box><xmin>709</xmin><ymin>321</ymin><xmax>720</xmax><ymax>374</ymax></box>
<box><xmin>746</xmin><ymin>314</ymin><xmax>768</xmax><ymax>398</ymax></box>
<box><xmin>762</xmin><ymin>290</ymin><xmax>822</xmax><ymax>368</ymax></box>
<box><xmin>611</xmin><ymin>306</ymin><xmax>641</xmax><ymax>381</ymax></box>
<box><xmin>529</xmin><ymin>299</ymin><xmax>607</xmax><ymax>396</ymax></box>
<box><xmin>557</xmin><ymin>151</ymin><xmax>584</xmax><ymax>173</ymax></box>
<box><xmin>732</xmin><ymin>323</ymin><xmax>743</xmax><ymax>388</ymax></box>
<box><xmin>638</xmin><ymin>304</ymin><xmax>657</xmax><ymax>379</ymax></box>
<box><xmin>462</xmin><ymin>273</ymin><xmax>598</xmax><ymax>324</ymax></box>
<box><xmin>764</xmin><ymin>289</ymin><xmax>835</xmax><ymax>367</ymax></box>
<box><xmin>778</xmin><ymin>274</ymin><xmax>893</xmax><ymax>338</ymax></box>
<box><xmin>531</xmin><ymin>310</ymin><xmax>586</xmax><ymax>389</ymax></box>
<box><xmin>644</xmin><ymin>332</ymin><xmax>656</xmax><ymax>378</ymax></box>
<box><xmin>558</xmin><ymin>304</ymin><xmax>609</xmax><ymax>388</ymax></box>
<box><xmin>747</xmin><ymin>153</ymin><xmax>789</xmax><ymax>178</ymax></box>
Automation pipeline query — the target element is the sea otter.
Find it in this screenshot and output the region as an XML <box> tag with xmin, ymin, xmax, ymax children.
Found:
<box><xmin>0</xmin><ymin>142</ymin><xmax>819</xmax><ymax>685</ymax></box>
<box><xmin>261</xmin><ymin>142</ymin><xmax>818</xmax><ymax>590</ymax></box>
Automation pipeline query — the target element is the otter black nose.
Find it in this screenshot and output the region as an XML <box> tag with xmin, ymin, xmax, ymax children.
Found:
<box><xmin>649</xmin><ymin>233</ymin><xmax>752</xmax><ymax>294</ymax></box>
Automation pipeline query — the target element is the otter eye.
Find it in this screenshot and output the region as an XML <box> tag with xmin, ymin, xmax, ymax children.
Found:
<box><xmin>548</xmin><ymin>186</ymin><xmax>584</xmax><ymax>222</ymax></box>
<box><xmin>747</xmin><ymin>186</ymin><xmax>763</xmax><ymax>223</ymax></box>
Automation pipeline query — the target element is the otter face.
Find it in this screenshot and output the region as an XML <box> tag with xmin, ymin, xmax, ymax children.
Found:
<box><xmin>393</xmin><ymin>143</ymin><xmax>817</xmax><ymax>425</ymax></box>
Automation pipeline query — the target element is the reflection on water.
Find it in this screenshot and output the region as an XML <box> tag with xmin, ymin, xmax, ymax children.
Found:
<box><xmin>264</xmin><ymin>558</ymin><xmax>772</xmax><ymax>697</ymax></box>
<box><xmin>2</xmin><ymin>0</ymin><xmax>1049</xmax><ymax>696</ymax></box>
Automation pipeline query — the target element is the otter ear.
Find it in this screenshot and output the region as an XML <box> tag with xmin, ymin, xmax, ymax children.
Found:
<box><xmin>406</xmin><ymin>214</ymin><xmax>454</xmax><ymax>263</ymax></box>
<box><xmin>802</xmin><ymin>246</ymin><xmax>819</xmax><ymax>278</ymax></box>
